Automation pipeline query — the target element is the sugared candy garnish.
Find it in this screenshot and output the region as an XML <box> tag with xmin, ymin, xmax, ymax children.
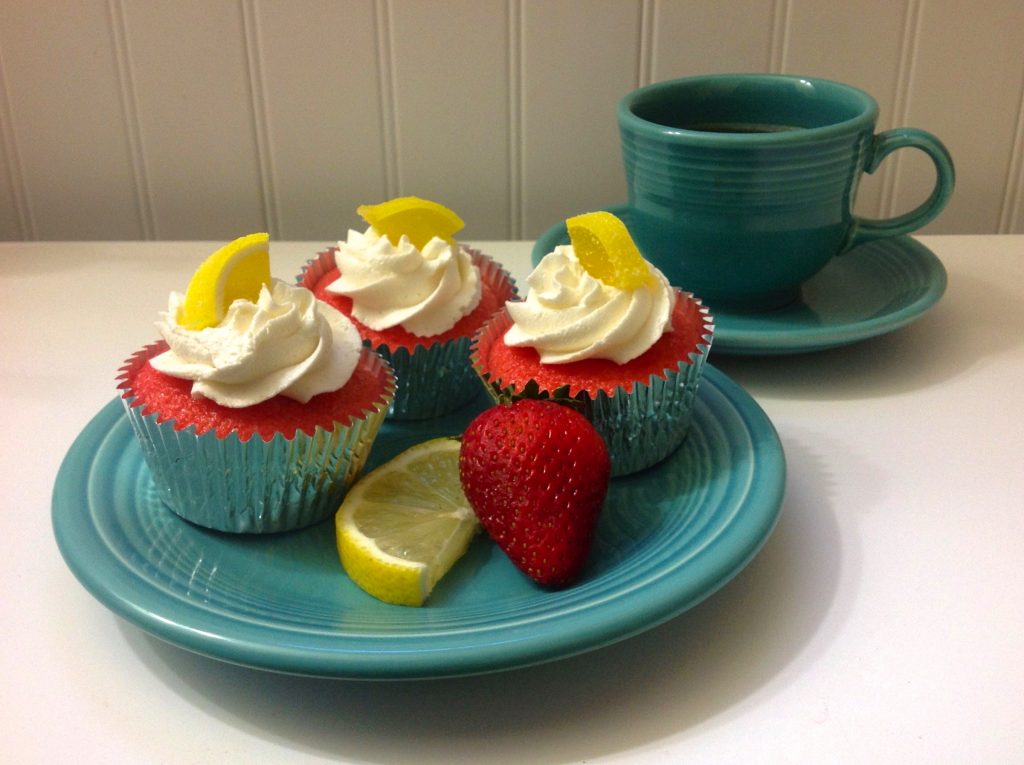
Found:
<box><xmin>356</xmin><ymin>196</ymin><xmax>465</xmax><ymax>251</ymax></box>
<box><xmin>178</xmin><ymin>233</ymin><xmax>271</xmax><ymax>330</ymax></box>
<box><xmin>566</xmin><ymin>211</ymin><xmax>651</xmax><ymax>289</ymax></box>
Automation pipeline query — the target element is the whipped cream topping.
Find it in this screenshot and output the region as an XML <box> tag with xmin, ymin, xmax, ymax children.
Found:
<box><xmin>152</xmin><ymin>279</ymin><xmax>362</xmax><ymax>408</ymax></box>
<box><xmin>326</xmin><ymin>227</ymin><xmax>481</xmax><ymax>337</ymax></box>
<box><xmin>504</xmin><ymin>245</ymin><xmax>675</xmax><ymax>364</ymax></box>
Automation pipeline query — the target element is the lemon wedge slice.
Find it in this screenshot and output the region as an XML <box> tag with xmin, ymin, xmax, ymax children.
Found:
<box><xmin>566</xmin><ymin>211</ymin><xmax>651</xmax><ymax>289</ymax></box>
<box><xmin>178</xmin><ymin>233</ymin><xmax>271</xmax><ymax>330</ymax></box>
<box><xmin>336</xmin><ymin>437</ymin><xmax>478</xmax><ymax>606</ymax></box>
<box><xmin>357</xmin><ymin>196</ymin><xmax>465</xmax><ymax>251</ymax></box>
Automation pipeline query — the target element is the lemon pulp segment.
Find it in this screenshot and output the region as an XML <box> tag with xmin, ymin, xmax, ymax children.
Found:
<box><xmin>335</xmin><ymin>437</ymin><xmax>478</xmax><ymax>606</ymax></box>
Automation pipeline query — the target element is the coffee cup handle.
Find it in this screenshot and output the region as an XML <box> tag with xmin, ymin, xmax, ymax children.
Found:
<box><xmin>844</xmin><ymin>128</ymin><xmax>955</xmax><ymax>251</ymax></box>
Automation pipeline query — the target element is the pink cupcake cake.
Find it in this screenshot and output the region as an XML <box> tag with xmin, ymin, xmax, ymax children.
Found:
<box><xmin>472</xmin><ymin>212</ymin><xmax>714</xmax><ymax>476</ymax></box>
<box><xmin>118</xmin><ymin>234</ymin><xmax>395</xmax><ymax>534</ymax></box>
<box><xmin>300</xmin><ymin>197</ymin><xmax>516</xmax><ymax>419</ymax></box>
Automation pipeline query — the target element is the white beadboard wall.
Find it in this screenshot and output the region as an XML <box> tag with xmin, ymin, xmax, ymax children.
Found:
<box><xmin>1</xmin><ymin>0</ymin><xmax>1023</xmax><ymax>242</ymax></box>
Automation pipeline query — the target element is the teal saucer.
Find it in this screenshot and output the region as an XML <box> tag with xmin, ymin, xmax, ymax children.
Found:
<box><xmin>52</xmin><ymin>367</ymin><xmax>783</xmax><ymax>679</ymax></box>
<box><xmin>532</xmin><ymin>204</ymin><xmax>947</xmax><ymax>355</ymax></box>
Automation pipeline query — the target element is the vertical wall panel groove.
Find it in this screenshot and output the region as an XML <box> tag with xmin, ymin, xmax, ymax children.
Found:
<box><xmin>374</xmin><ymin>0</ymin><xmax>399</xmax><ymax>198</ymax></box>
<box><xmin>388</xmin><ymin>0</ymin><xmax>509</xmax><ymax>238</ymax></box>
<box><xmin>880</xmin><ymin>0</ymin><xmax>922</xmax><ymax>218</ymax></box>
<box><xmin>0</xmin><ymin>43</ymin><xmax>33</xmax><ymax>239</ymax></box>
<box><xmin>108</xmin><ymin>0</ymin><xmax>154</xmax><ymax>239</ymax></box>
<box><xmin>507</xmin><ymin>0</ymin><xmax>523</xmax><ymax>239</ymax></box>
<box><xmin>121</xmin><ymin>2</ymin><xmax>267</xmax><ymax>238</ymax></box>
<box><xmin>768</xmin><ymin>0</ymin><xmax>790</xmax><ymax>73</ymax></box>
<box><xmin>253</xmin><ymin>0</ymin><xmax>382</xmax><ymax>240</ymax></box>
<box><xmin>241</xmin><ymin>0</ymin><xmax>279</xmax><ymax>236</ymax></box>
<box><xmin>896</xmin><ymin>0</ymin><xmax>1024</xmax><ymax>233</ymax></box>
<box><xmin>998</xmin><ymin>82</ymin><xmax>1024</xmax><ymax>233</ymax></box>
<box><xmin>520</xmin><ymin>1</ymin><xmax>641</xmax><ymax>237</ymax></box>
<box><xmin>637</xmin><ymin>0</ymin><xmax>655</xmax><ymax>87</ymax></box>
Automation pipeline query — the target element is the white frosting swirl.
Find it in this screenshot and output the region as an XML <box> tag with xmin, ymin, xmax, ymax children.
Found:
<box><xmin>326</xmin><ymin>227</ymin><xmax>481</xmax><ymax>337</ymax></box>
<box><xmin>504</xmin><ymin>245</ymin><xmax>675</xmax><ymax>364</ymax></box>
<box><xmin>151</xmin><ymin>279</ymin><xmax>362</xmax><ymax>408</ymax></box>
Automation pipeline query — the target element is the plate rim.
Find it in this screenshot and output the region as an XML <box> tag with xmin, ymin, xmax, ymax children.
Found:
<box><xmin>52</xmin><ymin>366</ymin><xmax>785</xmax><ymax>679</ymax></box>
<box><xmin>531</xmin><ymin>203</ymin><xmax>947</xmax><ymax>355</ymax></box>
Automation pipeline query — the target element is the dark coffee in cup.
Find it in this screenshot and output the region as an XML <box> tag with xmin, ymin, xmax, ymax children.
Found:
<box><xmin>674</xmin><ymin>122</ymin><xmax>803</xmax><ymax>133</ymax></box>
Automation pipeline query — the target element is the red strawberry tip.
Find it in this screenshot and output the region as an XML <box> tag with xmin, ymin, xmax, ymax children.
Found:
<box><xmin>459</xmin><ymin>399</ymin><xmax>611</xmax><ymax>588</ymax></box>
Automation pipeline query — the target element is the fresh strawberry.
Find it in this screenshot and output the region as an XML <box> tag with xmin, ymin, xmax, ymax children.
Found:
<box><xmin>458</xmin><ymin>399</ymin><xmax>611</xmax><ymax>587</ymax></box>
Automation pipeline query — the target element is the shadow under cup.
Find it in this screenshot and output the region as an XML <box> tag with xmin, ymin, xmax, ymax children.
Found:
<box><xmin>618</xmin><ymin>74</ymin><xmax>955</xmax><ymax>312</ymax></box>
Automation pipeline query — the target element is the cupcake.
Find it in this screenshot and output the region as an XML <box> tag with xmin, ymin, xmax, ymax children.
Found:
<box><xmin>472</xmin><ymin>212</ymin><xmax>713</xmax><ymax>476</ymax></box>
<box><xmin>300</xmin><ymin>196</ymin><xmax>516</xmax><ymax>420</ymax></box>
<box><xmin>118</xmin><ymin>233</ymin><xmax>395</xmax><ymax>534</ymax></box>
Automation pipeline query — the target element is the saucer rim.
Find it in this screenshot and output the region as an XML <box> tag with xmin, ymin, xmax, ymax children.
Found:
<box><xmin>530</xmin><ymin>203</ymin><xmax>947</xmax><ymax>356</ymax></box>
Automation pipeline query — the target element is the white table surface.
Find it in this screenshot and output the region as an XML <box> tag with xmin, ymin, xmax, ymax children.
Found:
<box><xmin>3</xmin><ymin>236</ymin><xmax>1023</xmax><ymax>764</ymax></box>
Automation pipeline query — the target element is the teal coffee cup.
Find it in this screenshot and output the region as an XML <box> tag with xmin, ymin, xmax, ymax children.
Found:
<box><xmin>618</xmin><ymin>74</ymin><xmax>955</xmax><ymax>311</ymax></box>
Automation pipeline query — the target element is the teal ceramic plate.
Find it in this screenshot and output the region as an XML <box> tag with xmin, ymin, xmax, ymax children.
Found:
<box><xmin>533</xmin><ymin>204</ymin><xmax>947</xmax><ymax>355</ymax></box>
<box><xmin>52</xmin><ymin>367</ymin><xmax>784</xmax><ymax>679</ymax></box>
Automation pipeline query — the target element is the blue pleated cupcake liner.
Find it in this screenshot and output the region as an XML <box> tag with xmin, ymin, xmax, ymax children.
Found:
<box><xmin>300</xmin><ymin>245</ymin><xmax>517</xmax><ymax>421</ymax></box>
<box><xmin>471</xmin><ymin>292</ymin><xmax>714</xmax><ymax>477</ymax></box>
<box><xmin>117</xmin><ymin>343</ymin><xmax>395</xmax><ymax>534</ymax></box>
<box><xmin>368</xmin><ymin>336</ymin><xmax>482</xmax><ymax>420</ymax></box>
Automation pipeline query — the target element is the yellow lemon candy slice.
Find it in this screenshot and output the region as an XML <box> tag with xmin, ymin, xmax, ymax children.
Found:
<box><xmin>566</xmin><ymin>211</ymin><xmax>652</xmax><ymax>289</ymax></box>
<box><xmin>336</xmin><ymin>437</ymin><xmax>478</xmax><ymax>607</ymax></box>
<box><xmin>178</xmin><ymin>232</ymin><xmax>271</xmax><ymax>330</ymax></box>
<box><xmin>357</xmin><ymin>196</ymin><xmax>465</xmax><ymax>251</ymax></box>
